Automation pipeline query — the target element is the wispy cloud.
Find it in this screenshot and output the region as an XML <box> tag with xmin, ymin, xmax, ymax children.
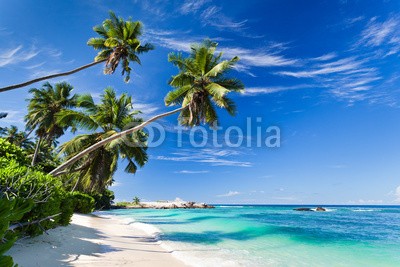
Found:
<box><xmin>276</xmin><ymin>57</ymin><xmax>368</xmax><ymax>78</ymax></box>
<box><xmin>311</xmin><ymin>52</ymin><xmax>337</xmax><ymax>61</ymax></box>
<box><xmin>147</xmin><ymin>31</ymin><xmax>298</xmax><ymax>69</ymax></box>
<box><xmin>217</xmin><ymin>191</ymin><xmax>241</xmax><ymax>197</ymax></box>
<box><xmin>357</xmin><ymin>15</ymin><xmax>400</xmax><ymax>57</ymax></box>
<box><xmin>179</xmin><ymin>0</ymin><xmax>210</xmax><ymax>15</ymax></box>
<box><xmin>200</xmin><ymin>6</ymin><xmax>247</xmax><ymax>30</ymax></box>
<box><xmin>174</xmin><ymin>170</ymin><xmax>209</xmax><ymax>174</ymax></box>
<box><xmin>223</xmin><ymin>46</ymin><xmax>298</xmax><ymax>68</ymax></box>
<box><xmin>244</xmin><ymin>84</ymin><xmax>315</xmax><ymax>96</ymax></box>
<box><xmin>359</xmin><ymin>16</ymin><xmax>399</xmax><ymax>47</ymax></box>
<box><xmin>0</xmin><ymin>45</ymin><xmax>39</xmax><ymax>67</ymax></box>
<box><xmin>156</xmin><ymin>148</ymin><xmax>252</xmax><ymax>167</ymax></box>
<box><xmin>132</xmin><ymin>102</ymin><xmax>160</xmax><ymax>118</ymax></box>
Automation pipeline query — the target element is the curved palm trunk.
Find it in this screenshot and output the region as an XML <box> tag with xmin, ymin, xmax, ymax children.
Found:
<box><xmin>0</xmin><ymin>60</ymin><xmax>106</xmax><ymax>93</ymax></box>
<box><xmin>50</xmin><ymin>106</ymin><xmax>187</xmax><ymax>176</ymax></box>
<box><xmin>71</xmin><ymin>176</ymin><xmax>81</xmax><ymax>192</ymax></box>
<box><xmin>31</xmin><ymin>137</ymin><xmax>42</xmax><ymax>166</ymax></box>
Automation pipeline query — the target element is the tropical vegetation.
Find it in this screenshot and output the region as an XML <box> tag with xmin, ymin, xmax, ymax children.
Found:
<box><xmin>56</xmin><ymin>88</ymin><xmax>148</xmax><ymax>193</ymax></box>
<box><xmin>0</xmin><ymin>11</ymin><xmax>244</xmax><ymax>267</ymax></box>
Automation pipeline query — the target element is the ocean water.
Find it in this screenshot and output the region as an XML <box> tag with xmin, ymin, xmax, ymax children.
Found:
<box><xmin>104</xmin><ymin>205</ymin><xmax>400</xmax><ymax>266</ymax></box>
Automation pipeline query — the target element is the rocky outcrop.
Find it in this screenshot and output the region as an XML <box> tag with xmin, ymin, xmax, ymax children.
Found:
<box><xmin>294</xmin><ymin>207</ymin><xmax>326</xmax><ymax>212</ymax></box>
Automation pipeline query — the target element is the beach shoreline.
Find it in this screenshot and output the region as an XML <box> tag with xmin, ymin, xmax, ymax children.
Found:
<box><xmin>7</xmin><ymin>213</ymin><xmax>187</xmax><ymax>267</ymax></box>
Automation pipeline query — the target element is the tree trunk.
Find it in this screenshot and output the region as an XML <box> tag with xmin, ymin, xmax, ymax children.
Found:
<box><xmin>0</xmin><ymin>60</ymin><xmax>106</xmax><ymax>93</ymax></box>
<box><xmin>50</xmin><ymin>106</ymin><xmax>187</xmax><ymax>176</ymax></box>
<box><xmin>31</xmin><ymin>137</ymin><xmax>42</xmax><ymax>166</ymax></box>
<box><xmin>71</xmin><ymin>176</ymin><xmax>81</xmax><ymax>192</ymax></box>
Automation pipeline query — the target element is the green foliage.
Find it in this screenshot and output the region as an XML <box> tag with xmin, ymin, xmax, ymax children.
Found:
<box><xmin>59</xmin><ymin>194</ymin><xmax>75</xmax><ymax>225</ymax></box>
<box><xmin>115</xmin><ymin>201</ymin><xmax>130</xmax><ymax>207</ymax></box>
<box><xmin>0</xmin><ymin>197</ymin><xmax>33</xmax><ymax>267</ymax></box>
<box><xmin>133</xmin><ymin>196</ymin><xmax>140</xmax><ymax>205</ymax></box>
<box><xmin>166</xmin><ymin>40</ymin><xmax>244</xmax><ymax>127</ymax></box>
<box><xmin>91</xmin><ymin>189</ymin><xmax>115</xmax><ymax>210</ymax></box>
<box><xmin>71</xmin><ymin>192</ymin><xmax>95</xmax><ymax>214</ymax></box>
<box><xmin>87</xmin><ymin>11</ymin><xmax>153</xmax><ymax>82</ymax></box>
<box><xmin>0</xmin><ymin>138</ymin><xmax>29</xmax><ymax>165</ymax></box>
<box><xmin>57</xmin><ymin>88</ymin><xmax>148</xmax><ymax>193</ymax></box>
<box><xmin>26</xmin><ymin>82</ymin><xmax>79</xmax><ymax>166</ymax></box>
<box><xmin>0</xmin><ymin>161</ymin><xmax>74</xmax><ymax>236</ymax></box>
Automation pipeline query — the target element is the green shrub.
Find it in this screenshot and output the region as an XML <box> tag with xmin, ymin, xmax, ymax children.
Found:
<box><xmin>115</xmin><ymin>201</ymin><xmax>130</xmax><ymax>207</ymax></box>
<box><xmin>59</xmin><ymin>194</ymin><xmax>75</xmax><ymax>225</ymax></box>
<box><xmin>0</xmin><ymin>160</ymin><xmax>74</xmax><ymax>236</ymax></box>
<box><xmin>71</xmin><ymin>192</ymin><xmax>95</xmax><ymax>214</ymax></box>
<box><xmin>0</xmin><ymin>138</ymin><xmax>28</xmax><ymax>166</ymax></box>
<box><xmin>90</xmin><ymin>189</ymin><xmax>115</xmax><ymax>210</ymax></box>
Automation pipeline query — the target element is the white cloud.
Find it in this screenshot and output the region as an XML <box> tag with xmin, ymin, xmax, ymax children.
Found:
<box><xmin>223</xmin><ymin>46</ymin><xmax>298</xmax><ymax>67</ymax></box>
<box><xmin>147</xmin><ymin>31</ymin><xmax>298</xmax><ymax>69</ymax></box>
<box><xmin>395</xmin><ymin>186</ymin><xmax>400</xmax><ymax>202</ymax></box>
<box><xmin>132</xmin><ymin>102</ymin><xmax>160</xmax><ymax>118</ymax></box>
<box><xmin>311</xmin><ymin>52</ymin><xmax>338</xmax><ymax>61</ymax></box>
<box><xmin>180</xmin><ymin>0</ymin><xmax>210</xmax><ymax>14</ymax></box>
<box><xmin>156</xmin><ymin>148</ymin><xmax>252</xmax><ymax>167</ymax></box>
<box><xmin>200</xmin><ymin>6</ymin><xmax>247</xmax><ymax>30</ymax></box>
<box><xmin>356</xmin><ymin>199</ymin><xmax>384</xmax><ymax>204</ymax></box>
<box><xmin>244</xmin><ymin>84</ymin><xmax>314</xmax><ymax>96</ymax></box>
<box><xmin>0</xmin><ymin>45</ymin><xmax>39</xmax><ymax>67</ymax></box>
<box><xmin>217</xmin><ymin>191</ymin><xmax>241</xmax><ymax>197</ymax></box>
<box><xmin>360</xmin><ymin>16</ymin><xmax>399</xmax><ymax>47</ymax></box>
<box><xmin>277</xmin><ymin>57</ymin><xmax>367</xmax><ymax>78</ymax></box>
<box><xmin>174</xmin><ymin>170</ymin><xmax>209</xmax><ymax>174</ymax></box>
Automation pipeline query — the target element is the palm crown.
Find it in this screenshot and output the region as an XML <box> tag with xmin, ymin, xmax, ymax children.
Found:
<box><xmin>57</xmin><ymin>88</ymin><xmax>148</xmax><ymax>192</ymax></box>
<box><xmin>87</xmin><ymin>11</ymin><xmax>154</xmax><ymax>82</ymax></box>
<box><xmin>25</xmin><ymin>82</ymin><xmax>78</xmax><ymax>143</ymax></box>
<box><xmin>165</xmin><ymin>40</ymin><xmax>244</xmax><ymax>127</ymax></box>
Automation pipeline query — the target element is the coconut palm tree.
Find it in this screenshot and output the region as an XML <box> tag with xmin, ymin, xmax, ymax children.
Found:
<box><xmin>165</xmin><ymin>40</ymin><xmax>244</xmax><ymax>126</ymax></box>
<box><xmin>49</xmin><ymin>40</ymin><xmax>243</xmax><ymax>177</ymax></box>
<box><xmin>87</xmin><ymin>11</ymin><xmax>154</xmax><ymax>82</ymax></box>
<box><xmin>0</xmin><ymin>125</ymin><xmax>35</xmax><ymax>151</ymax></box>
<box><xmin>56</xmin><ymin>88</ymin><xmax>148</xmax><ymax>193</ymax></box>
<box><xmin>25</xmin><ymin>82</ymin><xmax>78</xmax><ymax>166</ymax></box>
<box><xmin>0</xmin><ymin>11</ymin><xmax>153</xmax><ymax>93</ymax></box>
<box><xmin>133</xmin><ymin>196</ymin><xmax>140</xmax><ymax>205</ymax></box>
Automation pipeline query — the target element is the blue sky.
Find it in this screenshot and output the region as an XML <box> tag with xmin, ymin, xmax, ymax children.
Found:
<box><xmin>1</xmin><ymin>0</ymin><xmax>400</xmax><ymax>204</ymax></box>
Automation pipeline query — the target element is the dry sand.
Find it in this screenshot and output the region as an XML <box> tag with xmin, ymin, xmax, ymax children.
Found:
<box><xmin>8</xmin><ymin>214</ymin><xmax>187</xmax><ymax>267</ymax></box>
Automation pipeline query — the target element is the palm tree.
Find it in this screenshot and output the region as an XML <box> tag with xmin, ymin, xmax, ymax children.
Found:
<box><xmin>56</xmin><ymin>88</ymin><xmax>148</xmax><ymax>193</ymax></box>
<box><xmin>133</xmin><ymin>196</ymin><xmax>140</xmax><ymax>205</ymax></box>
<box><xmin>87</xmin><ymin>11</ymin><xmax>154</xmax><ymax>82</ymax></box>
<box><xmin>0</xmin><ymin>11</ymin><xmax>153</xmax><ymax>93</ymax></box>
<box><xmin>0</xmin><ymin>125</ymin><xmax>35</xmax><ymax>151</ymax></box>
<box><xmin>25</xmin><ymin>82</ymin><xmax>78</xmax><ymax>166</ymax></box>
<box><xmin>165</xmin><ymin>40</ymin><xmax>244</xmax><ymax>126</ymax></box>
<box><xmin>49</xmin><ymin>40</ymin><xmax>243</xmax><ymax>177</ymax></box>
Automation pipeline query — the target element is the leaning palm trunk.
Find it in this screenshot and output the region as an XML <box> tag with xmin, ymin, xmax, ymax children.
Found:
<box><xmin>50</xmin><ymin>106</ymin><xmax>187</xmax><ymax>176</ymax></box>
<box><xmin>31</xmin><ymin>137</ymin><xmax>42</xmax><ymax>166</ymax></box>
<box><xmin>0</xmin><ymin>60</ymin><xmax>106</xmax><ymax>93</ymax></box>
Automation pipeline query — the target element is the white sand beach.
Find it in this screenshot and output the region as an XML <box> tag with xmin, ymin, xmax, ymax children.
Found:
<box><xmin>7</xmin><ymin>214</ymin><xmax>187</xmax><ymax>267</ymax></box>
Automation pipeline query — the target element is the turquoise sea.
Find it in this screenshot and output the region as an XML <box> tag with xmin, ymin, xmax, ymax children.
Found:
<box><xmin>105</xmin><ymin>205</ymin><xmax>400</xmax><ymax>266</ymax></box>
